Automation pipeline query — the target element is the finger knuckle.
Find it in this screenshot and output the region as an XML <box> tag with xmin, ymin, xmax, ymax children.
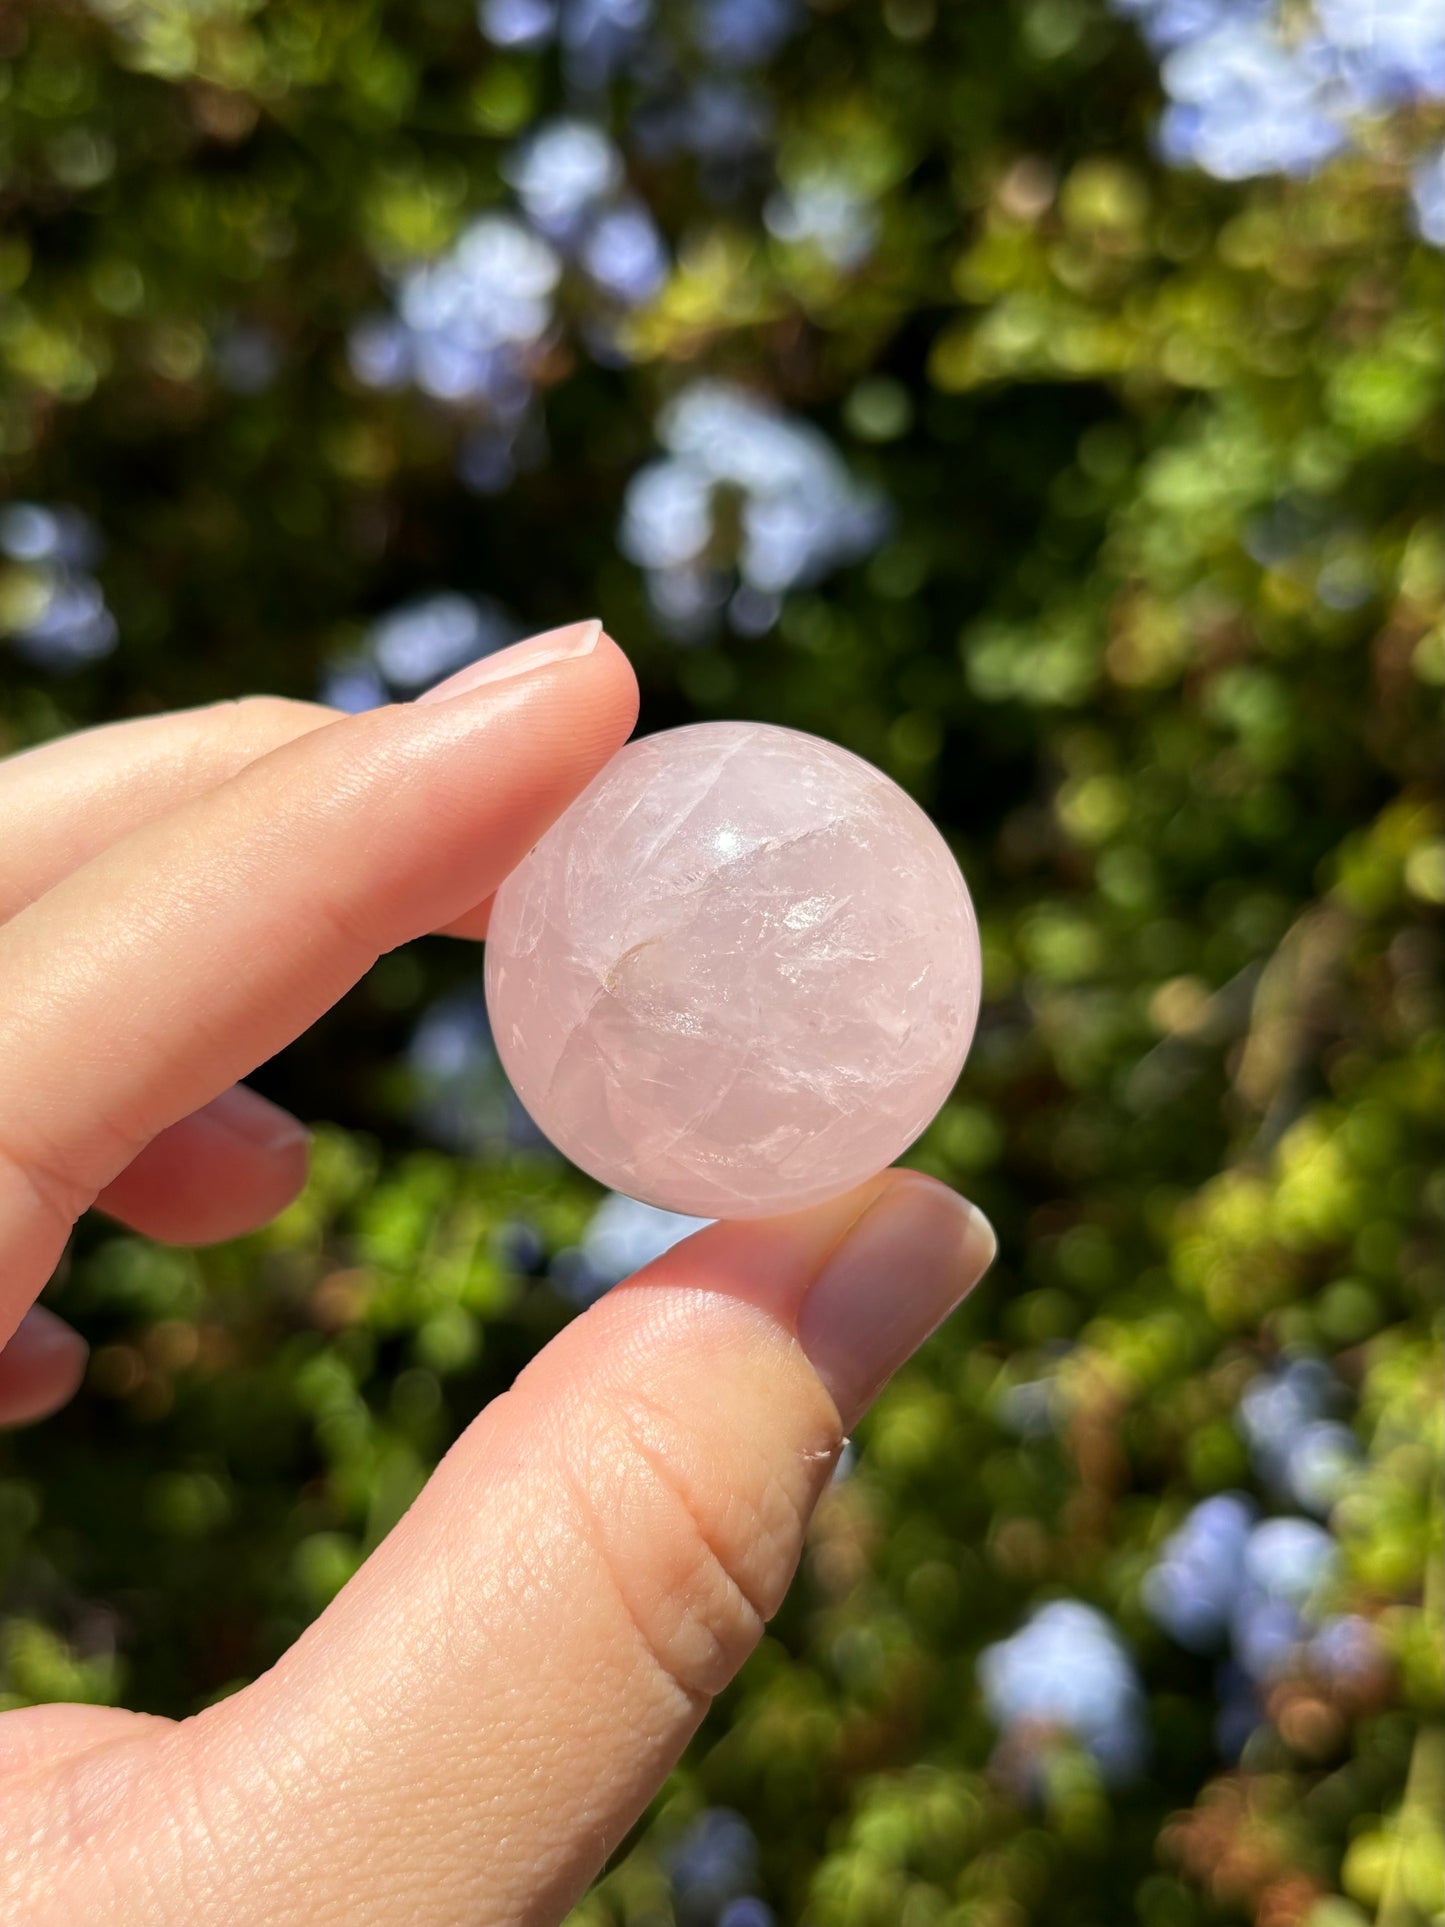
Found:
<box><xmin>564</xmin><ymin>1389</ymin><xmax>815</xmax><ymax>1703</ymax></box>
<box><xmin>309</xmin><ymin>879</ymin><xmax>388</xmax><ymax>961</ymax></box>
<box><xmin>0</xmin><ymin>1134</ymin><xmax>98</xmax><ymax>1247</ymax></box>
<box><xmin>4</xmin><ymin>1731</ymin><xmax>169</xmax><ymax>1923</ymax></box>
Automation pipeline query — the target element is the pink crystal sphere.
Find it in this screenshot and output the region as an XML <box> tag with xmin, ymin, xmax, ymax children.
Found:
<box><xmin>484</xmin><ymin>721</ymin><xmax>981</xmax><ymax>1219</ymax></box>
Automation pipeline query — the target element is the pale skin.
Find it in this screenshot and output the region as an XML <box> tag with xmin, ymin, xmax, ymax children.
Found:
<box><xmin>0</xmin><ymin>629</ymin><xmax>995</xmax><ymax>1927</ymax></box>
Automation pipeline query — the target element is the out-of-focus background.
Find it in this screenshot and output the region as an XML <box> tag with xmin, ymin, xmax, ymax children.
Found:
<box><xmin>1</xmin><ymin>0</ymin><xmax>1442</xmax><ymax>1921</ymax></box>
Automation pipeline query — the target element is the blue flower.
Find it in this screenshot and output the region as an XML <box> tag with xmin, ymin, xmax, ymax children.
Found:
<box><xmin>1412</xmin><ymin>147</ymin><xmax>1445</xmax><ymax>245</ymax></box>
<box><xmin>1111</xmin><ymin>0</ymin><xmax>1272</xmax><ymax>55</ymax></box>
<box><xmin>505</xmin><ymin>121</ymin><xmax>623</xmax><ymax>240</ymax></box>
<box><xmin>719</xmin><ymin>1901</ymin><xmax>776</xmax><ymax>1927</ymax></box>
<box><xmin>1237</xmin><ymin>1355</ymin><xmax>1360</xmax><ymax>1514</ymax></box>
<box><xmin>406</xmin><ymin>990</ymin><xmax>548</xmax><ymax>1154</ymax></box>
<box><xmin>978</xmin><ymin>1600</ymin><xmax>1148</xmax><ymax>1780</ymax></box>
<box><xmin>621</xmin><ymin>460</ymin><xmax>717</xmax><ymax>572</ymax></box>
<box><xmin>1229</xmin><ymin>1515</ymin><xmax>1338</xmax><ymax>1681</ymax></box>
<box><xmin>1242</xmin><ymin>1515</ymin><xmax>1337</xmax><ymax>1605</ymax></box>
<box><xmin>0</xmin><ymin>502</ymin><xmax>99</xmax><ymax>569</ymax></box>
<box><xmin>560</xmin><ymin>0</ymin><xmax>653</xmax><ymax>86</ymax></box>
<box><xmin>319</xmin><ymin>660</ymin><xmax>390</xmax><ymax>714</ymax></box>
<box><xmin>322</xmin><ymin>593</ymin><xmax>520</xmax><ymax>709</ymax></box>
<box><xmin>765</xmin><ymin>175</ymin><xmax>879</xmax><ymax>270</ymax></box>
<box><xmin>351</xmin><ymin>218</ymin><xmax>560</xmax><ymax>417</ymax></box>
<box><xmin>1159</xmin><ymin>24</ymin><xmax>1349</xmax><ymax>179</ymax></box>
<box><xmin>0</xmin><ymin>503</ymin><xmax>117</xmax><ymax>672</ymax></box>
<box><xmin>693</xmin><ymin>0</ymin><xmax>800</xmax><ymax>68</ymax></box>
<box><xmin>574</xmin><ymin>1192</ymin><xmax>712</xmax><ymax>1299</ymax></box>
<box><xmin>663</xmin><ymin>1808</ymin><xmax>759</xmax><ymax>1914</ymax></box>
<box><xmin>1143</xmin><ymin>1493</ymin><xmax>1258</xmax><ymax>1648</ymax></box>
<box><xmin>1309</xmin><ymin>1612</ymin><xmax>1383</xmax><ymax>1686</ymax></box>
<box><xmin>1315</xmin><ymin>0</ymin><xmax>1445</xmax><ymax>110</ymax></box>
<box><xmin>1147</xmin><ymin>1496</ymin><xmax>1345</xmax><ymax>1708</ymax></box>
<box><xmin>1112</xmin><ymin>0</ymin><xmax>1444</xmax><ymax>219</ymax></box>
<box><xmin>476</xmin><ymin>0</ymin><xmax>557</xmax><ymax>48</ymax></box>
<box><xmin>621</xmin><ymin>382</ymin><xmax>887</xmax><ymax>634</ymax></box>
<box><xmin>580</xmin><ymin>201</ymin><xmax>669</xmax><ymax>303</ymax></box>
<box><xmin>369</xmin><ymin>593</ymin><xmax>514</xmax><ymax>691</ymax></box>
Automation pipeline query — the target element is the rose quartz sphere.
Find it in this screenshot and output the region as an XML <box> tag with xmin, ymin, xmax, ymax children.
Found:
<box><xmin>484</xmin><ymin>721</ymin><xmax>981</xmax><ymax>1219</ymax></box>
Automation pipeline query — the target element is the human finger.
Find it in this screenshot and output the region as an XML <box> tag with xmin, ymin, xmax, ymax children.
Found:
<box><xmin>0</xmin><ymin>1704</ymin><xmax>171</xmax><ymax>1783</ymax></box>
<box><xmin>0</xmin><ymin>1099</ymin><xmax>304</xmax><ymax>1427</ymax></box>
<box><xmin>0</xmin><ymin>622</ymin><xmax>636</xmax><ymax>1342</ymax></box>
<box><xmin>0</xmin><ymin>1305</ymin><xmax>88</xmax><ymax>1427</ymax></box>
<box><xmin>0</xmin><ymin>693</ymin><xmax>493</xmax><ymax>939</ymax></box>
<box><xmin>92</xmin><ymin>1085</ymin><xmax>311</xmax><ymax>1246</ymax></box>
<box><xmin>0</xmin><ymin>698</ymin><xmax>335</xmax><ymax>925</ymax></box>
<box><xmin>1</xmin><ymin>1172</ymin><xmax>995</xmax><ymax>1926</ymax></box>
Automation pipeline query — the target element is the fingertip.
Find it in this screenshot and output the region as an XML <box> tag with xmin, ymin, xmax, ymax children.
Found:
<box><xmin>796</xmin><ymin>1171</ymin><xmax>994</xmax><ymax>1428</ymax></box>
<box><xmin>95</xmin><ymin>1089</ymin><xmax>311</xmax><ymax>1246</ymax></box>
<box><xmin>591</xmin><ymin>628</ymin><xmax>639</xmax><ymax>712</ymax></box>
<box><xmin>414</xmin><ymin>621</ymin><xmax>636</xmax><ymax>724</ymax></box>
<box><xmin>594</xmin><ymin>632</ymin><xmax>641</xmax><ymax>751</ymax></box>
<box><xmin>426</xmin><ymin>629</ymin><xmax>635</xmax><ymax>941</ymax></box>
<box><xmin>613</xmin><ymin>1168</ymin><xmax>995</xmax><ymax>1431</ymax></box>
<box><xmin>527</xmin><ymin>627</ymin><xmax>639</xmax><ymax>767</ymax></box>
<box><xmin>0</xmin><ymin>1305</ymin><xmax>89</xmax><ymax>1427</ymax></box>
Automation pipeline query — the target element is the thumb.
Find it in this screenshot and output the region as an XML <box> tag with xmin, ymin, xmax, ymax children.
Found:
<box><xmin>18</xmin><ymin>1171</ymin><xmax>994</xmax><ymax>1927</ymax></box>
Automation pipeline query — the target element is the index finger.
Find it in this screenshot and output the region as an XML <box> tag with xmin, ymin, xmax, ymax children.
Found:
<box><xmin>0</xmin><ymin>695</ymin><xmax>497</xmax><ymax>942</ymax></box>
<box><xmin>0</xmin><ymin>697</ymin><xmax>337</xmax><ymax>923</ymax></box>
<box><xmin>0</xmin><ymin>623</ymin><xmax>636</xmax><ymax>1340</ymax></box>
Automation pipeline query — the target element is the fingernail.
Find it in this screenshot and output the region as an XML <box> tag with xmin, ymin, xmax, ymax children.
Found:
<box><xmin>796</xmin><ymin>1177</ymin><xmax>996</xmax><ymax>1429</ymax></box>
<box><xmin>199</xmin><ymin>1085</ymin><xmax>310</xmax><ymax>1157</ymax></box>
<box><xmin>414</xmin><ymin>619</ymin><xmax>604</xmax><ymax>705</ymax></box>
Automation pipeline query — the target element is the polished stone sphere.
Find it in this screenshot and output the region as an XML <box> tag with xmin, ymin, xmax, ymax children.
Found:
<box><xmin>484</xmin><ymin>721</ymin><xmax>981</xmax><ymax>1219</ymax></box>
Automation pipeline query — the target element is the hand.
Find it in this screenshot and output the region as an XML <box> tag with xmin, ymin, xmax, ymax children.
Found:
<box><xmin>0</xmin><ymin>625</ymin><xmax>996</xmax><ymax>1927</ymax></box>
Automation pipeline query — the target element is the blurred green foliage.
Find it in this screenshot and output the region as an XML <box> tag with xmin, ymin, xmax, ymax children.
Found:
<box><xmin>0</xmin><ymin>2</ymin><xmax>1441</xmax><ymax>1924</ymax></box>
